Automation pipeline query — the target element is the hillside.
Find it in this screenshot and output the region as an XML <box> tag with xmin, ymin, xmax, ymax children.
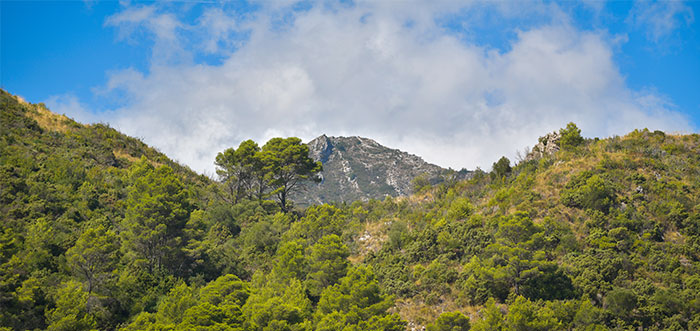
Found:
<box><xmin>297</xmin><ymin>135</ymin><xmax>469</xmax><ymax>205</ymax></box>
<box><xmin>358</xmin><ymin>125</ymin><xmax>700</xmax><ymax>329</ymax></box>
<box><xmin>2</xmin><ymin>90</ymin><xmax>700</xmax><ymax>331</ymax></box>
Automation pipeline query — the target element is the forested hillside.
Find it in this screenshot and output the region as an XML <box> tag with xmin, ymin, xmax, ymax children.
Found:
<box><xmin>2</xmin><ymin>89</ymin><xmax>700</xmax><ymax>331</ymax></box>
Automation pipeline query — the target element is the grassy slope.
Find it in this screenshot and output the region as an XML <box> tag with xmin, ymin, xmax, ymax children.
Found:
<box><xmin>1</xmin><ymin>90</ymin><xmax>208</xmax><ymax>183</ymax></box>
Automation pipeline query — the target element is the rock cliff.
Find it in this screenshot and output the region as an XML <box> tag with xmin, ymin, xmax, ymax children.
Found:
<box><xmin>295</xmin><ymin>135</ymin><xmax>469</xmax><ymax>205</ymax></box>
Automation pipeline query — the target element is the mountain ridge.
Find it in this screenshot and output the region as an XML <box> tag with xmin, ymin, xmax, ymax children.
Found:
<box><xmin>297</xmin><ymin>134</ymin><xmax>470</xmax><ymax>205</ymax></box>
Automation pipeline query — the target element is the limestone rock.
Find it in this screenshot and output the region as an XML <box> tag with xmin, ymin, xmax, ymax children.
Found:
<box><xmin>295</xmin><ymin>135</ymin><xmax>471</xmax><ymax>205</ymax></box>
<box><xmin>526</xmin><ymin>131</ymin><xmax>561</xmax><ymax>161</ymax></box>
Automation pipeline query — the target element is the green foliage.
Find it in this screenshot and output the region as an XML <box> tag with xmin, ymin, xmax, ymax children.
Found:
<box><xmin>285</xmin><ymin>204</ymin><xmax>350</xmax><ymax>243</ymax></box>
<box><xmin>66</xmin><ymin>224</ymin><xmax>119</xmax><ymax>293</ymax></box>
<box><xmin>471</xmin><ymin>296</ymin><xmax>564</xmax><ymax>331</ymax></box>
<box><xmin>504</xmin><ymin>296</ymin><xmax>561</xmax><ymax>330</ymax></box>
<box><xmin>215</xmin><ymin>137</ymin><xmax>321</xmax><ymax>212</ymax></box>
<box><xmin>305</xmin><ymin>234</ymin><xmax>349</xmax><ymax>297</ymax></box>
<box><xmin>179</xmin><ymin>301</ymin><xmax>244</xmax><ymax>330</ymax></box>
<box><xmin>490</xmin><ymin>157</ymin><xmax>512</xmax><ymax>181</ymax></box>
<box><xmin>273</xmin><ymin>240</ymin><xmax>308</xmax><ymax>281</ymax></box>
<box><xmin>45</xmin><ymin>281</ymin><xmax>96</xmax><ymax>331</ymax></box>
<box><xmin>260</xmin><ymin>137</ymin><xmax>322</xmax><ymax>212</ymax></box>
<box><xmin>427</xmin><ymin>311</ymin><xmax>470</xmax><ymax>331</ymax></box>
<box><xmin>243</xmin><ymin>277</ymin><xmax>312</xmax><ymax>331</ymax></box>
<box><xmin>604</xmin><ymin>288</ymin><xmax>636</xmax><ymax>319</ymax></box>
<box><xmin>215</xmin><ymin>140</ymin><xmax>262</xmax><ymax>204</ymax></box>
<box><xmin>122</xmin><ymin>160</ymin><xmax>193</xmax><ymax>273</ymax></box>
<box><xmin>411</xmin><ymin>173</ymin><xmax>432</xmax><ymax>194</ymax></box>
<box><xmin>447</xmin><ymin>197</ymin><xmax>473</xmax><ymax>221</ymax></box>
<box><xmin>470</xmin><ymin>299</ymin><xmax>504</xmax><ymax>331</ymax></box>
<box><xmin>198</xmin><ymin>274</ymin><xmax>249</xmax><ymax>308</ymax></box>
<box><xmin>155</xmin><ymin>282</ymin><xmax>197</xmax><ymax>324</ymax></box>
<box><xmin>495</xmin><ymin>212</ymin><xmax>540</xmax><ymax>245</ymax></box>
<box><xmin>315</xmin><ymin>266</ymin><xmax>401</xmax><ymax>330</ymax></box>
<box><xmin>121</xmin><ymin>274</ymin><xmax>249</xmax><ymax>330</ymax></box>
<box><xmin>560</xmin><ymin>122</ymin><xmax>584</xmax><ymax>149</ymax></box>
<box><xmin>561</xmin><ymin>172</ymin><xmax>615</xmax><ymax>213</ymax></box>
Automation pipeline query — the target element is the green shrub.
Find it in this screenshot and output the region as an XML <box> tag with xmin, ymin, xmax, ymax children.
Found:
<box><xmin>561</xmin><ymin>173</ymin><xmax>615</xmax><ymax>213</ymax></box>
<box><xmin>559</xmin><ymin>122</ymin><xmax>584</xmax><ymax>149</ymax></box>
<box><xmin>427</xmin><ymin>311</ymin><xmax>470</xmax><ymax>331</ymax></box>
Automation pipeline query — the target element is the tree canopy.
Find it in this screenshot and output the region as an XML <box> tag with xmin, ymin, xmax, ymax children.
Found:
<box><xmin>215</xmin><ymin>137</ymin><xmax>321</xmax><ymax>212</ymax></box>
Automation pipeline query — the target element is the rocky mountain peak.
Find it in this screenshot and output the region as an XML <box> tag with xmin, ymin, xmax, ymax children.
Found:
<box><xmin>308</xmin><ymin>134</ymin><xmax>334</xmax><ymax>164</ymax></box>
<box><xmin>296</xmin><ymin>134</ymin><xmax>468</xmax><ymax>205</ymax></box>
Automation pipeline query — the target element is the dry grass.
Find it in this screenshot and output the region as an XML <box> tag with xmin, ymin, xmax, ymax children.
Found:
<box><xmin>394</xmin><ymin>296</ymin><xmax>480</xmax><ymax>330</ymax></box>
<box><xmin>113</xmin><ymin>149</ymin><xmax>166</xmax><ymax>168</ymax></box>
<box><xmin>348</xmin><ymin>218</ymin><xmax>390</xmax><ymax>264</ymax></box>
<box><xmin>113</xmin><ymin>149</ymin><xmax>142</xmax><ymax>163</ymax></box>
<box><xmin>26</xmin><ymin>103</ymin><xmax>74</xmax><ymax>133</ymax></box>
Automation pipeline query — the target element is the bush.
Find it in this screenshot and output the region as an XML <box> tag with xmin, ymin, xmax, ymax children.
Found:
<box><xmin>559</xmin><ymin>122</ymin><xmax>584</xmax><ymax>149</ymax></box>
<box><xmin>561</xmin><ymin>173</ymin><xmax>615</xmax><ymax>213</ymax></box>
<box><xmin>427</xmin><ymin>311</ymin><xmax>470</xmax><ymax>331</ymax></box>
<box><xmin>490</xmin><ymin>157</ymin><xmax>512</xmax><ymax>181</ymax></box>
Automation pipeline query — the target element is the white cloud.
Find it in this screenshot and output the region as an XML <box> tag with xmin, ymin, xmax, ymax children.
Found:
<box><xmin>629</xmin><ymin>0</ymin><xmax>694</xmax><ymax>42</ymax></box>
<box><xmin>68</xmin><ymin>1</ymin><xmax>693</xmax><ymax>174</ymax></box>
<box><xmin>198</xmin><ymin>8</ymin><xmax>243</xmax><ymax>54</ymax></box>
<box><xmin>105</xmin><ymin>5</ymin><xmax>187</xmax><ymax>64</ymax></box>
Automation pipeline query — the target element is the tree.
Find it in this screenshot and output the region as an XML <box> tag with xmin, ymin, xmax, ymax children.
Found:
<box><xmin>504</xmin><ymin>296</ymin><xmax>561</xmax><ymax>330</ymax></box>
<box><xmin>490</xmin><ymin>157</ymin><xmax>511</xmax><ymax>181</ymax></box>
<box><xmin>560</xmin><ymin>173</ymin><xmax>615</xmax><ymax>213</ymax></box>
<box><xmin>65</xmin><ymin>224</ymin><xmax>119</xmax><ymax>294</ymax></box>
<box><xmin>122</xmin><ymin>159</ymin><xmax>192</xmax><ymax>273</ymax></box>
<box><xmin>273</xmin><ymin>240</ymin><xmax>308</xmax><ymax>281</ymax></box>
<box><xmin>305</xmin><ymin>234</ymin><xmax>350</xmax><ymax>297</ymax></box>
<box><xmin>179</xmin><ymin>301</ymin><xmax>243</xmax><ymax>330</ymax></box>
<box><xmin>285</xmin><ymin>204</ymin><xmax>348</xmax><ymax>243</ymax></box>
<box><xmin>559</xmin><ymin>122</ymin><xmax>584</xmax><ymax>149</ymax></box>
<box><xmin>154</xmin><ymin>282</ymin><xmax>197</xmax><ymax>325</ymax></box>
<box><xmin>181</xmin><ymin>274</ymin><xmax>249</xmax><ymax>330</ymax></box>
<box><xmin>315</xmin><ymin>266</ymin><xmax>400</xmax><ymax>329</ymax></box>
<box><xmin>447</xmin><ymin>198</ymin><xmax>473</xmax><ymax>221</ymax></box>
<box><xmin>198</xmin><ymin>274</ymin><xmax>250</xmax><ymax>308</ymax></box>
<box><xmin>604</xmin><ymin>288</ymin><xmax>637</xmax><ymax>319</ymax></box>
<box><xmin>215</xmin><ymin>140</ymin><xmax>262</xmax><ymax>204</ymax></box>
<box><xmin>243</xmin><ymin>277</ymin><xmax>312</xmax><ymax>330</ymax></box>
<box><xmin>427</xmin><ymin>311</ymin><xmax>471</xmax><ymax>331</ymax></box>
<box><xmin>45</xmin><ymin>281</ymin><xmax>96</xmax><ymax>331</ymax></box>
<box><xmin>470</xmin><ymin>299</ymin><xmax>504</xmax><ymax>331</ymax></box>
<box><xmin>121</xmin><ymin>275</ymin><xmax>249</xmax><ymax>330</ymax></box>
<box><xmin>411</xmin><ymin>173</ymin><xmax>431</xmax><ymax>194</ymax></box>
<box><xmin>259</xmin><ymin>138</ymin><xmax>322</xmax><ymax>212</ymax></box>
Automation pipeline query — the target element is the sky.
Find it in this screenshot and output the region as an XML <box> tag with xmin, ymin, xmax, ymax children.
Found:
<box><xmin>2</xmin><ymin>0</ymin><xmax>699</xmax><ymax>175</ymax></box>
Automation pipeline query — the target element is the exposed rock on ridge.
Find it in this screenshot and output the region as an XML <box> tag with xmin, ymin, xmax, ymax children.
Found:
<box><xmin>295</xmin><ymin>135</ymin><xmax>469</xmax><ymax>205</ymax></box>
<box><xmin>526</xmin><ymin>131</ymin><xmax>561</xmax><ymax>161</ymax></box>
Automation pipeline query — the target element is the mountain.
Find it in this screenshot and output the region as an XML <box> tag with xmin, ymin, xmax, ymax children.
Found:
<box><xmin>296</xmin><ymin>134</ymin><xmax>470</xmax><ymax>205</ymax></box>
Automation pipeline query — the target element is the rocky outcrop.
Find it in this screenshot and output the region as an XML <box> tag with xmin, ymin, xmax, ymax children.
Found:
<box><xmin>295</xmin><ymin>135</ymin><xmax>470</xmax><ymax>205</ymax></box>
<box><xmin>308</xmin><ymin>134</ymin><xmax>334</xmax><ymax>164</ymax></box>
<box><xmin>526</xmin><ymin>131</ymin><xmax>561</xmax><ymax>161</ymax></box>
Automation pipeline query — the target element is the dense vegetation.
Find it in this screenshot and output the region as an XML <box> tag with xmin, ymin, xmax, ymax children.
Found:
<box><xmin>2</xmin><ymin>89</ymin><xmax>700</xmax><ymax>330</ymax></box>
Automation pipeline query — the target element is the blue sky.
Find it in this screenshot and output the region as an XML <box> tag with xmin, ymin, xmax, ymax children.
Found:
<box><xmin>2</xmin><ymin>1</ymin><xmax>699</xmax><ymax>174</ymax></box>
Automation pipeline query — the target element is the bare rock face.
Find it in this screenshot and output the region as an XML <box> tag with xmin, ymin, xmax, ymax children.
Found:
<box><xmin>526</xmin><ymin>131</ymin><xmax>561</xmax><ymax>161</ymax></box>
<box><xmin>308</xmin><ymin>134</ymin><xmax>334</xmax><ymax>164</ymax></box>
<box><xmin>295</xmin><ymin>135</ymin><xmax>469</xmax><ymax>205</ymax></box>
